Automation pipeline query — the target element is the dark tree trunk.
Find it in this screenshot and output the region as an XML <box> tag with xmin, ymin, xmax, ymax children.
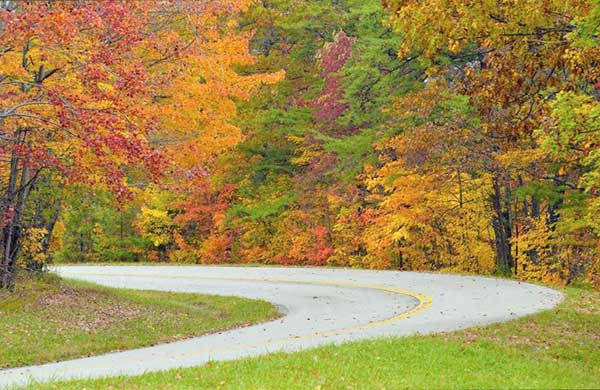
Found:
<box><xmin>41</xmin><ymin>200</ymin><xmax>61</xmax><ymax>254</ymax></box>
<box><xmin>1</xmin><ymin>130</ymin><xmax>23</xmax><ymax>289</ymax></box>
<box><xmin>491</xmin><ymin>177</ymin><xmax>513</xmax><ymax>274</ymax></box>
<box><xmin>531</xmin><ymin>194</ymin><xmax>540</xmax><ymax>218</ymax></box>
<box><xmin>1</xmin><ymin>129</ymin><xmax>36</xmax><ymax>289</ymax></box>
<box><xmin>28</xmin><ymin>198</ymin><xmax>61</xmax><ymax>272</ymax></box>
<box><xmin>522</xmin><ymin>194</ymin><xmax>541</xmax><ymax>268</ymax></box>
<box><xmin>547</xmin><ymin>175</ymin><xmax>565</xmax><ymax>227</ymax></box>
<box><xmin>1</xmin><ymin>165</ymin><xmax>30</xmax><ymax>290</ymax></box>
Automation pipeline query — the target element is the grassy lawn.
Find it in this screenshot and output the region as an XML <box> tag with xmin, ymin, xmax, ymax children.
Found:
<box><xmin>0</xmin><ymin>274</ymin><xmax>279</xmax><ymax>369</ymax></box>
<box><xmin>33</xmin><ymin>285</ymin><xmax>599</xmax><ymax>390</ymax></box>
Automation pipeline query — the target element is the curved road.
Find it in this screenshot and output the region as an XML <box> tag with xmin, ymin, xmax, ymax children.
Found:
<box><xmin>0</xmin><ymin>265</ymin><xmax>562</xmax><ymax>388</ymax></box>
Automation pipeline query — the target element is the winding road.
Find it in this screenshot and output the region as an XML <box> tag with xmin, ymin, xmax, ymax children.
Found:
<box><xmin>0</xmin><ymin>265</ymin><xmax>562</xmax><ymax>388</ymax></box>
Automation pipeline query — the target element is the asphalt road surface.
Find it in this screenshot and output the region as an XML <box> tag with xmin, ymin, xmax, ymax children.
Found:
<box><xmin>0</xmin><ymin>265</ymin><xmax>563</xmax><ymax>388</ymax></box>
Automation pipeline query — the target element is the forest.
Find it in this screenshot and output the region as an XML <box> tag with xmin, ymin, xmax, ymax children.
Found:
<box><xmin>2</xmin><ymin>0</ymin><xmax>600</xmax><ymax>289</ymax></box>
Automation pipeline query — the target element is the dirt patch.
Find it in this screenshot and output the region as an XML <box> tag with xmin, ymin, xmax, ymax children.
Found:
<box><xmin>36</xmin><ymin>286</ymin><xmax>89</xmax><ymax>307</ymax></box>
<box><xmin>572</xmin><ymin>291</ymin><xmax>600</xmax><ymax>315</ymax></box>
<box><xmin>36</xmin><ymin>286</ymin><xmax>147</xmax><ymax>332</ymax></box>
<box><xmin>457</xmin><ymin>328</ymin><xmax>552</xmax><ymax>349</ymax></box>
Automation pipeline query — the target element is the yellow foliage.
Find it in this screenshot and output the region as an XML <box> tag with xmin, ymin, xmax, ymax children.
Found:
<box><xmin>49</xmin><ymin>220</ymin><xmax>65</xmax><ymax>254</ymax></box>
<box><xmin>135</xmin><ymin>206</ymin><xmax>173</xmax><ymax>248</ymax></box>
<box><xmin>20</xmin><ymin>228</ymin><xmax>49</xmax><ymax>266</ymax></box>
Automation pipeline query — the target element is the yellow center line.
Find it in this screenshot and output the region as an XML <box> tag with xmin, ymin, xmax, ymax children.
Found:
<box><xmin>61</xmin><ymin>271</ymin><xmax>433</xmax><ymax>355</ymax></box>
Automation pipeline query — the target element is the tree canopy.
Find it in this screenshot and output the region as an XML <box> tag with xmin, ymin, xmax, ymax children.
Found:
<box><xmin>1</xmin><ymin>0</ymin><xmax>599</xmax><ymax>288</ymax></box>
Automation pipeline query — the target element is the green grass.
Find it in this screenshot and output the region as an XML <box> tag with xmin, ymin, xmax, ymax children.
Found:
<box><xmin>33</xmin><ymin>286</ymin><xmax>600</xmax><ymax>390</ymax></box>
<box><xmin>0</xmin><ymin>274</ymin><xmax>279</xmax><ymax>369</ymax></box>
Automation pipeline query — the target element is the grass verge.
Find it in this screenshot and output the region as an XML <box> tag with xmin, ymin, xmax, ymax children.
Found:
<box><xmin>32</xmin><ymin>285</ymin><xmax>599</xmax><ymax>389</ymax></box>
<box><xmin>0</xmin><ymin>273</ymin><xmax>279</xmax><ymax>369</ymax></box>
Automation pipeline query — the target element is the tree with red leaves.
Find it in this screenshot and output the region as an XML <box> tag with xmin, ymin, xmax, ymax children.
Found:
<box><xmin>310</xmin><ymin>31</ymin><xmax>354</xmax><ymax>125</ymax></box>
<box><xmin>0</xmin><ymin>0</ymin><xmax>281</xmax><ymax>289</ymax></box>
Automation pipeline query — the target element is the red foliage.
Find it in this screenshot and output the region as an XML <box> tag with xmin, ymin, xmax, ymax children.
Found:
<box><xmin>310</xmin><ymin>31</ymin><xmax>354</xmax><ymax>124</ymax></box>
<box><xmin>0</xmin><ymin>1</ymin><xmax>211</xmax><ymax>203</ymax></box>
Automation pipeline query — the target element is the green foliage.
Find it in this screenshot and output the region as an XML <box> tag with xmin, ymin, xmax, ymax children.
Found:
<box><xmin>33</xmin><ymin>0</ymin><xmax>600</xmax><ymax>285</ymax></box>
<box><xmin>229</xmin><ymin>194</ymin><xmax>297</xmax><ymax>223</ymax></box>
<box><xmin>339</xmin><ymin>0</ymin><xmax>416</xmax><ymax>128</ymax></box>
<box><xmin>53</xmin><ymin>189</ymin><xmax>146</xmax><ymax>263</ymax></box>
<box><xmin>315</xmin><ymin>129</ymin><xmax>378</xmax><ymax>181</ymax></box>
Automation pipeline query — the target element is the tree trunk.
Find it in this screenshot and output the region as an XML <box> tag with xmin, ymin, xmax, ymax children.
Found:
<box><xmin>547</xmin><ymin>176</ymin><xmax>565</xmax><ymax>227</ymax></box>
<box><xmin>6</xmin><ymin>162</ymin><xmax>31</xmax><ymax>287</ymax></box>
<box><xmin>1</xmin><ymin>130</ymin><xmax>23</xmax><ymax>289</ymax></box>
<box><xmin>41</xmin><ymin>200</ymin><xmax>61</xmax><ymax>254</ymax></box>
<box><xmin>1</xmin><ymin>129</ymin><xmax>35</xmax><ymax>290</ymax></box>
<box><xmin>491</xmin><ymin>177</ymin><xmax>513</xmax><ymax>274</ymax></box>
<box><xmin>29</xmin><ymin>198</ymin><xmax>61</xmax><ymax>272</ymax></box>
<box><xmin>1</xmin><ymin>167</ymin><xmax>29</xmax><ymax>290</ymax></box>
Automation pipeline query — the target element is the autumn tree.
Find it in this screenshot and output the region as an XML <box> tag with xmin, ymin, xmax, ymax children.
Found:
<box><xmin>383</xmin><ymin>0</ymin><xmax>600</xmax><ymax>281</ymax></box>
<box><xmin>7</xmin><ymin>0</ymin><xmax>596</xmax><ymax>287</ymax></box>
<box><xmin>0</xmin><ymin>1</ymin><xmax>161</xmax><ymax>288</ymax></box>
<box><xmin>132</xmin><ymin>0</ymin><xmax>284</xmax><ymax>264</ymax></box>
<box><xmin>0</xmin><ymin>0</ymin><xmax>282</xmax><ymax>288</ymax></box>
